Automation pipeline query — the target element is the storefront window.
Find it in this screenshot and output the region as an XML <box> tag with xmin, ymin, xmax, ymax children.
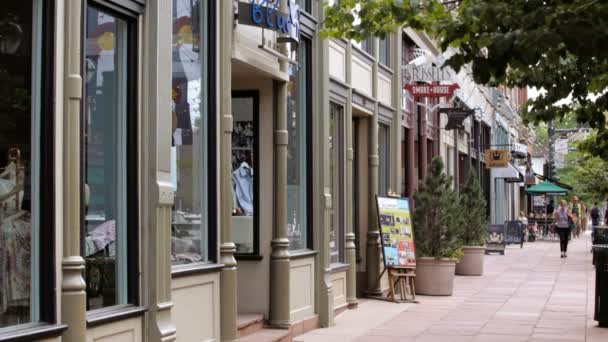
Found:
<box><xmin>0</xmin><ymin>0</ymin><xmax>45</xmax><ymax>328</ymax></box>
<box><xmin>329</xmin><ymin>103</ymin><xmax>344</xmax><ymax>263</ymax></box>
<box><xmin>287</xmin><ymin>40</ymin><xmax>309</xmax><ymax>251</ymax></box>
<box><xmin>379</xmin><ymin>36</ymin><xmax>390</xmax><ymax>67</ymax></box>
<box><xmin>378</xmin><ymin>123</ymin><xmax>390</xmax><ymax>195</ymax></box>
<box><xmin>171</xmin><ymin>0</ymin><xmax>212</xmax><ymax>265</ymax></box>
<box><xmin>83</xmin><ymin>5</ymin><xmax>135</xmax><ymax>310</ymax></box>
<box><xmin>232</xmin><ymin>93</ymin><xmax>258</xmax><ymax>255</ymax></box>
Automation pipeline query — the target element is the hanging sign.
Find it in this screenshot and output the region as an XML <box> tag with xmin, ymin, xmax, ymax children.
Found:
<box><xmin>485</xmin><ymin>149</ymin><xmax>510</xmax><ymax>168</ymax></box>
<box><xmin>377</xmin><ymin>196</ymin><xmax>416</xmax><ymax>268</ymax></box>
<box><xmin>238</xmin><ymin>0</ymin><xmax>300</xmax><ymax>43</ymax></box>
<box><xmin>403</xmin><ymin>84</ymin><xmax>460</xmax><ymax>97</ymax></box>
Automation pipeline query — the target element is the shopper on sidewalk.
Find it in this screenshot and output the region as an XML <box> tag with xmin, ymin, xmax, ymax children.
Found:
<box><xmin>555</xmin><ymin>199</ymin><xmax>575</xmax><ymax>258</ymax></box>
<box><xmin>572</xmin><ymin>196</ymin><xmax>583</xmax><ymax>238</ymax></box>
<box><xmin>591</xmin><ymin>203</ymin><xmax>601</xmax><ymax>227</ymax></box>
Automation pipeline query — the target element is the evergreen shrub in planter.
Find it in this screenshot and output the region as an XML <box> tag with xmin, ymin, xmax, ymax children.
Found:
<box><xmin>455</xmin><ymin>170</ymin><xmax>488</xmax><ymax>276</ymax></box>
<box><xmin>413</xmin><ymin>157</ymin><xmax>462</xmax><ymax>296</ymax></box>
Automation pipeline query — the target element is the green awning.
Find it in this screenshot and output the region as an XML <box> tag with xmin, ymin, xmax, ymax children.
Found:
<box><xmin>525</xmin><ymin>181</ymin><xmax>569</xmax><ymax>195</ymax></box>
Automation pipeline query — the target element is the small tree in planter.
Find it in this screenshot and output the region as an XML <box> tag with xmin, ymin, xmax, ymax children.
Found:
<box><xmin>413</xmin><ymin>156</ymin><xmax>462</xmax><ymax>295</ymax></box>
<box><xmin>455</xmin><ymin>170</ymin><xmax>488</xmax><ymax>276</ymax></box>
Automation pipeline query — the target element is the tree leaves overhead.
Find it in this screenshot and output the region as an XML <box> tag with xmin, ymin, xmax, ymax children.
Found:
<box><xmin>322</xmin><ymin>0</ymin><xmax>608</xmax><ymax>160</ymax></box>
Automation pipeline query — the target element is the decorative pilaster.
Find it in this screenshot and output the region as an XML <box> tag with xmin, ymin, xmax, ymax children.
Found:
<box><xmin>316</xmin><ymin>4</ymin><xmax>334</xmax><ymax>328</ymax></box>
<box><xmin>391</xmin><ymin>29</ymin><xmax>403</xmax><ymax>194</ymax></box>
<box><xmin>61</xmin><ymin>1</ymin><xmax>86</xmax><ymax>340</ymax></box>
<box><xmin>366</xmin><ymin>38</ymin><xmax>382</xmax><ymax>296</ymax></box>
<box><xmin>344</xmin><ymin>41</ymin><xmax>357</xmax><ymax>306</ymax></box>
<box><xmin>269</xmin><ymin>0</ymin><xmax>291</xmax><ymax>327</ymax></box>
<box><xmin>219</xmin><ymin>1</ymin><xmax>238</xmax><ymax>340</ymax></box>
<box><xmin>144</xmin><ymin>0</ymin><xmax>177</xmax><ymax>340</ymax></box>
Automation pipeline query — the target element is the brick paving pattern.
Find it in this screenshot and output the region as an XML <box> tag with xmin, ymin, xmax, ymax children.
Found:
<box><xmin>296</xmin><ymin>233</ymin><xmax>608</xmax><ymax>342</ymax></box>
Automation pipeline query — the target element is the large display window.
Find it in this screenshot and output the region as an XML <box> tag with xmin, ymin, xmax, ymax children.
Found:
<box><xmin>329</xmin><ymin>102</ymin><xmax>345</xmax><ymax>263</ymax></box>
<box><xmin>232</xmin><ymin>92</ymin><xmax>259</xmax><ymax>256</ymax></box>
<box><xmin>170</xmin><ymin>0</ymin><xmax>216</xmax><ymax>267</ymax></box>
<box><xmin>287</xmin><ymin>39</ymin><xmax>311</xmax><ymax>251</ymax></box>
<box><xmin>82</xmin><ymin>3</ymin><xmax>138</xmax><ymax>311</ymax></box>
<box><xmin>0</xmin><ymin>0</ymin><xmax>55</xmax><ymax>330</ymax></box>
<box><xmin>378</xmin><ymin>123</ymin><xmax>390</xmax><ymax>195</ymax></box>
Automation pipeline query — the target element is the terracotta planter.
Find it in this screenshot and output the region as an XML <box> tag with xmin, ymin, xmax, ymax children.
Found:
<box><xmin>415</xmin><ymin>257</ymin><xmax>456</xmax><ymax>296</ymax></box>
<box><xmin>455</xmin><ymin>246</ymin><xmax>485</xmax><ymax>276</ymax></box>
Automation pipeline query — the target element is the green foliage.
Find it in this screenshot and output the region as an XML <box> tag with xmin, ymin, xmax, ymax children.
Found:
<box><xmin>456</xmin><ymin>171</ymin><xmax>487</xmax><ymax>246</ymax></box>
<box><xmin>322</xmin><ymin>0</ymin><xmax>608</xmax><ymax>161</ymax></box>
<box><xmin>557</xmin><ymin>137</ymin><xmax>608</xmax><ymax>204</ymax></box>
<box><xmin>413</xmin><ymin>156</ymin><xmax>462</xmax><ymax>259</ymax></box>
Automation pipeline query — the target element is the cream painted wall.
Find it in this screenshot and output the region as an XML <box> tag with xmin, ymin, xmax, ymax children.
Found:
<box><xmin>171</xmin><ymin>273</ymin><xmax>220</xmax><ymax>342</ymax></box>
<box><xmin>329</xmin><ymin>40</ymin><xmax>346</xmax><ymax>82</ymax></box>
<box><xmin>289</xmin><ymin>257</ymin><xmax>316</xmax><ymax>322</ymax></box>
<box><xmin>377</xmin><ymin>73</ymin><xmax>392</xmax><ymax>106</ymax></box>
<box><xmin>85</xmin><ymin>317</ymin><xmax>142</xmax><ymax>342</ymax></box>
<box><xmin>330</xmin><ymin>271</ymin><xmax>347</xmax><ymax>309</ymax></box>
<box><xmin>351</xmin><ymin>56</ymin><xmax>373</xmax><ymax>96</ymax></box>
<box><xmin>233</xmin><ymin>25</ymin><xmax>283</xmax><ymax>80</ymax></box>
<box><xmin>232</xmin><ymin>77</ymin><xmax>274</xmax><ymax>317</ymax></box>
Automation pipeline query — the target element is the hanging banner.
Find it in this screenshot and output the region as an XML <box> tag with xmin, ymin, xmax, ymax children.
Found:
<box><xmin>485</xmin><ymin>149</ymin><xmax>510</xmax><ymax>168</ymax></box>
<box><xmin>377</xmin><ymin>196</ymin><xmax>416</xmax><ymax>268</ymax></box>
<box><xmin>403</xmin><ymin>84</ymin><xmax>460</xmax><ymax>97</ymax></box>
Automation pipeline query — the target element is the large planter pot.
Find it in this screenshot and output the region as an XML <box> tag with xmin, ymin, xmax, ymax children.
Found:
<box><xmin>455</xmin><ymin>246</ymin><xmax>486</xmax><ymax>276</ymax></box>
<box><xmin>415</xmin><ymin>257</ymin><xmax>456</xmax><ymax>296</ymax></box>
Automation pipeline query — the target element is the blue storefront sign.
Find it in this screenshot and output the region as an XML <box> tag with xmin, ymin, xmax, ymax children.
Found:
<box><xmin>238</xmin><ymin>0</ymin><xmax>300</xmax><ymax>43</ymax></box>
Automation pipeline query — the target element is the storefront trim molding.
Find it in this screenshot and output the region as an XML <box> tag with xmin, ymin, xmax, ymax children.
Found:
<box><xmin>86</xmin><ymin>305</ymin><xmax>148</xmax><ymax>328</ymax></box>
<box><xmin>0</xmin><ymin>324</ymin><xmax>68</xmax><ymax>342</ymax></box>
<box><xmin>329</xmin><ymin>77</ymin><xmax>350</xmax><ymax>105</ymax></box>
<box><xmin>299</xmin><ymin>10</ymin><xmax>317</xmax><ymax>38</ymax></box>
<box><xmin>171</xmin><ymin>263</ymin><xmax>225</xmax><ymax>278</ymax></box>
<box><xmin>290</xmin><ymin>249</ymin><xmax>318</xmax><ymax>259</ymax></box>
<box><xmin>378</xmin><ymin>103</ymin><xmax>395</xmax><ymax>125</ymax></box>
<box><xmin>352</xmin><ymin>90</ymin><xmax>376</xmax><ymax>113</ymax></box>
<box><xmin>352</xmin><ymin>44</ymin><xmax>376</xmax><ymax>64</ymax></box>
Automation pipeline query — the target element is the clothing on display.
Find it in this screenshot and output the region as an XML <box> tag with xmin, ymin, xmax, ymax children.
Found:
<box><xmin>0</xmin><ymin>153</ymin><xmax>31</xmax><ymax>319</ymax></box>
<box><xmin>232</xmin><ymin>162</ymin><xmax>254</xmax><ymax>216</ymax></box>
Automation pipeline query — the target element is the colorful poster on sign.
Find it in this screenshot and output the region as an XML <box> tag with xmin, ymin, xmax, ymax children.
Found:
<box><xmin>377</xmin><ymin>196</ymin><xmax>416</xmax><ymax>268</ymax></box>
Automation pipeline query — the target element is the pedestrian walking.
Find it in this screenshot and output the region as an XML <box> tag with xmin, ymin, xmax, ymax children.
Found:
<box><xmin>572</xmin><ymin>196</ymin><xmax>583</xmax><ymax>238</ymax></box>
<box><xmin>591</xmin><ymin>203</ymin><xmax>601</xmax><ymax>227</ymax></box>
<box><xmin>555</xmin><ymin>199</ymin><xmax>575</xmax><ymax>258</ymax></box>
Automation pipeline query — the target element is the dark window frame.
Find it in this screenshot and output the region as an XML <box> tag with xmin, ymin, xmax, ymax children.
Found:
<box><xmin>378</xmin><ymin>122</ymin><xmax>391</xmax><ymax>196</ymax></box>
<box><xmin>80</xmin><ymin>0</ymin><xmax>141</xmax><ymax>314</ymax></box>
<box><xmin>379</xmin><ymin>36</ymin><xmax>391</xmax><ymax>67</ymax></box>
<box><xmin>232</xmin><ymin>90</ymin><xmax>261</xmax><ymax>259</ymax></box>
<box><xmin>287</xmin><ymin>36</ymin><xmax>314</xmax><ymax>252</ymax></box>
<box><xmin>170</xmin><ymin>0</ymin><xmax>219</xmax><ymax>275</ymax></box>
<box><xmin>329</xmin><ymin>102</ymin><xmax>345</xmax><ymax>263</ymax></box>
<box><xmin>0</xmin><ymin>0</ymin><xmax>66</xmax><ymax>338</ymax></box>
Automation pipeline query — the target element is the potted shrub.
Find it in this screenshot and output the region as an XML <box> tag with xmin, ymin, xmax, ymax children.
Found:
<box><xmin>455</xmin><ymin>170</ymin><xmax>488</xmax><ymax>276</ymax></box>
<box><xmin>413</xmin><ymin>157</ymin><xmax>462</xmax><ymax>296</ymax></box>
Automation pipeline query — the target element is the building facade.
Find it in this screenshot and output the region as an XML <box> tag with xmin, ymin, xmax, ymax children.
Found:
<box><xmin>0</xmin><ymin>1</ymin><xmax>531</xmax><ymax>342</ymax></box>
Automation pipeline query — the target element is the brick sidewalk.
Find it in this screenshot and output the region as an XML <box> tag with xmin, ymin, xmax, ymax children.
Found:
<box><xmin>296</xmin><ymin>232</ymin><xmax>608</xmax><ymax>342</ymax></box>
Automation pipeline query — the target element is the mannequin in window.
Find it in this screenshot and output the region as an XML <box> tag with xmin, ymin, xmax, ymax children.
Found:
<box><xmin>0</xmin><ymin>148</ymin><xmax>31</xmax><ymax>316</ymax></box>
<box><xmin>232</xmin><ymin>154</ymin><xmax>254</xmax><ymax>216</ymax></box>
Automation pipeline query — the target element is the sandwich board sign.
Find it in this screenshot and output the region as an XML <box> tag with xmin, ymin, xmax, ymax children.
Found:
<box><xmin>377</xmin><ymin>196</ymin><xmax>416</xmax><ymax>268</ymax></box>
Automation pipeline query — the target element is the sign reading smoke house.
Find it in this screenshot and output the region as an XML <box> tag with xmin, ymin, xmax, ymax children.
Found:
<box><xmin>403</xmin><ymin>84</ymin><xmax>460</xmax><ymax>97</ymax></box>
<box><xmin>238</xmin><ymin>0</ymin><xmax>300</xmax><ymax>43</ymax></box>
<box><xmin>402</xmin><ymin>61</ymin><xmax>459</xmax><ymax>98</ymax></box>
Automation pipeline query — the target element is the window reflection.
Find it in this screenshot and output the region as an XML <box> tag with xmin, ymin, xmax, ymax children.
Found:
<box><xmin>83</xmin><ymin>6</ymin><xmax>130</xmax><ymax>310</ymax></box>
<box><xmin>0</xmin><ymin>0</ymin><xmax>42</xmax><ymax>328</ymax></box>
<box><xmin>171</xmin><ymin>0</ymin><xmax>210</xmax><ymax>265</ymax></box>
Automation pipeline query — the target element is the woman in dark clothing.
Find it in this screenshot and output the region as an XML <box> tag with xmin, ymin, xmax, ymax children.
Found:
<box><xmin>554</xmin><ymin>199</ymin><xmax>575</xmax><ymax>258</ymax></box>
